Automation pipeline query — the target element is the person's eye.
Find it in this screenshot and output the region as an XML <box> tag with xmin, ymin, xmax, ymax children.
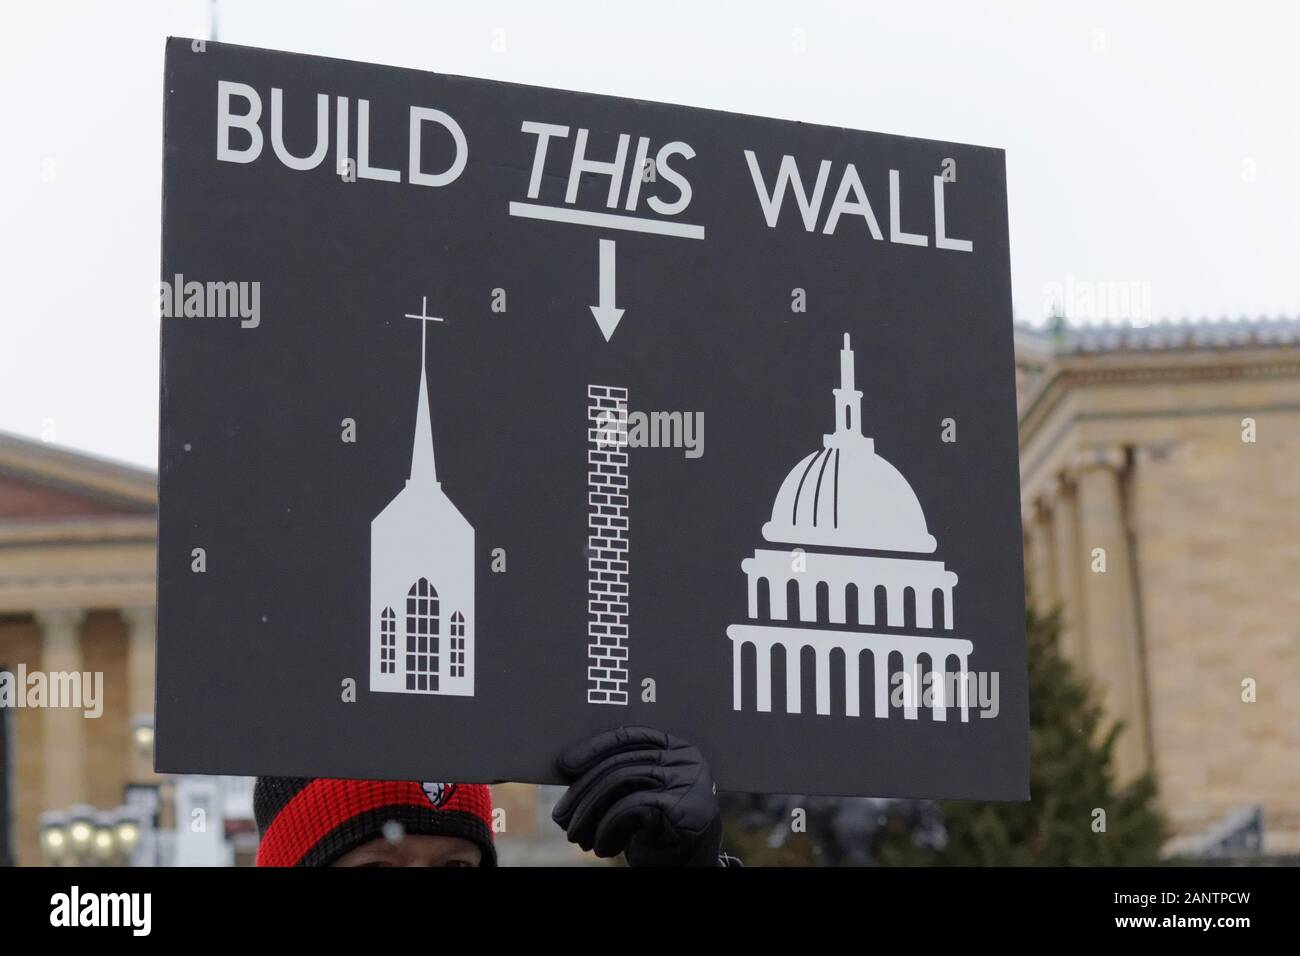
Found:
<box><xmin>443</xmin><ymin>859</ymin><xmax>473</xmax><ymax>868</ymax></box>
<box><xmin>358</xmin><ymin>861</ymin><xmax>392</xmax><ymax>867</ymax></box>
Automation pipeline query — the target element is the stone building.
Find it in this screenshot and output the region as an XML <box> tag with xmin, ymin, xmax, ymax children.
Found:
<box><xmin>0</xmin><ymin>432</ymin><xmax>157</xmax><ymax>865</ymax></box>
<box><xmin>1016</xmin><ymin>316</ymin><xmax>1300</xmax><ymax>856</ymax></box>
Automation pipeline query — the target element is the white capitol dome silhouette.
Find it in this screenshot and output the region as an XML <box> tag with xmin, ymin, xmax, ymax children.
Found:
<box><xmin>763</xmin><ymin>338</ymin><xmax>937</xmax><ymax>554</ymax></box>
<box><xmin>727</xmin><ymin>332</ymin><xmax>973</xmax><ymax>721</ymax></box>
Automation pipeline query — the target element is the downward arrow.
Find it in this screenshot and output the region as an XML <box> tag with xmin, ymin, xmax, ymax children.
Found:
<box><xmin>589</xmin><ymin>238</ymin><xmax>625</xmax><ymax>342</ymax></box>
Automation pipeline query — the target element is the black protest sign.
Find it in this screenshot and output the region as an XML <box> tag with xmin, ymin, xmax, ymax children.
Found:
<box><xmin>157</xmin><ymin>38</ymin><xmax>1028</xmax><ymax>799</ymax></box>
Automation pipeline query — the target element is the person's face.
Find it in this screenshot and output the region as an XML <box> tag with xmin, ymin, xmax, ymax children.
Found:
<box><xmin>332</xmin><ymin>834</ymin><xmax>482</xmax><ymax>867</ymax></box>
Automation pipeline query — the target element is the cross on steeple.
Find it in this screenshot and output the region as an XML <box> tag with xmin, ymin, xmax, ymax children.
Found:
<box><xmin>404</xmin><ymin>295</ymin><xmax>446</xmax><ymax>370</ymax></box>
<box><xmin>404</xmin><ymin>296</ymin><xmax>445</xmax><ymax>487</ymax></box>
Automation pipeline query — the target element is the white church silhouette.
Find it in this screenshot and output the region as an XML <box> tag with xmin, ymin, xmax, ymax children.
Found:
<box><xmin>369</xmin><ymin>299</ymin><xmax>475</xmax><ymax>697</ymax></box>
<box><xmin>727</xmin><ymin>333</ymin><xmax>974</xmax><ymax>720</ymax></box>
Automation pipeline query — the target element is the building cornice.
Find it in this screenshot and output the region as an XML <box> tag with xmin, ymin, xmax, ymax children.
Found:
<box><xmin>0</xmin><ymin>570</ymin><xmax>156</xmax><ymax>613</ymax></box>
<box><xmin>1015</xmin><ymin>316</ymin><xmax>1300</xmax><ymax>356</ymax></box>
<box><xmin>0</xmin><ymin>430</ymin><xmax>156</xmax><ymax>512</ymax></box>
<box><xmin>0</xmin><ymin>515</ymin><xmax>158</xmax><ymax>548</ymax></box>
<box><xmin>1019</xmin><ymin>348</ymin><xmax>1300</xmax><ymax>449</ymax></box>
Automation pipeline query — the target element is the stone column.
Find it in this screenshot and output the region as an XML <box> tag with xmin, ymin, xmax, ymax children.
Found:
<box><xmin>1073</xmin><ymin>446</ymin><xmax>1150</xmax><ymax>781</ymax></box>
<box><xmin>1021</xmin><ymin>525</ymin><xmax>1034</xmax><ymax>592</ymax></box>
<box><xmin>1027</xmin><ymin>498</ymin><xmax>1057</xmax><ymax>614</ymax></box>
<box><xmin>1050</xmin><ymin>474</ymin><xmax>1086</xmax><ymax>669</ymax></box>
<box><xmin>123</xmin><ymin>606</ymin><xmax>157</xmax><ymax>780</ymax></box>
<box><xmin>35</xmin><ymin>608</ymin><xmax>86</xmax><ymax>809</ymax></box>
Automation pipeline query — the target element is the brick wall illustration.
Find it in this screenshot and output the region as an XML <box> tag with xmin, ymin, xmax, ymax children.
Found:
<box><xmin>586</xmin><ymin>385</ymin><xmax>629</xmax><ymax>705</ymax></box>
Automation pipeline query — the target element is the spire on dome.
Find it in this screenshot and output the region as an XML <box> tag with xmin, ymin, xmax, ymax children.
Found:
<box><xmin>405</xmin><ymin>297</ymin><xmax>444</xmax><ymax>486</ymax></box>
<box><xmin>833</xmin><ymin>331</ymin><xmax>863</xmax><ymax>437</ymax></box>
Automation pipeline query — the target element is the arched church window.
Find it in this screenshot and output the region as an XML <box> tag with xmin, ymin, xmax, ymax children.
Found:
<box><xmin>756</xmin><ymin>577</ymin><xmax>771</xmax><ymax>622</ymax></box>
<box><xmin>405</xmin><ymin>578</ymin><xmax>440</xmax><ymax>692</ymax></box>
<box><xmin>380</xmin><ymin>607</ymin><xmax>396</xmax><ymax>674</ymax></box>
<box><xmin>903</xmin><ymin>586</ymin><xmax>917</xmax><ymax>629</ymax></box>
<box><xmin>449</xmin><ymin>612</ymin><xmax>466</xmax><ymax>679</ymax></box>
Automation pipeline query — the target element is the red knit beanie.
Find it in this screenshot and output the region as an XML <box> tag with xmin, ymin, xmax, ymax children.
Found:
<box><xmin>254</xmin><ymin>777</ymin><xmax>496</xmax><ymax>867</ymax></box>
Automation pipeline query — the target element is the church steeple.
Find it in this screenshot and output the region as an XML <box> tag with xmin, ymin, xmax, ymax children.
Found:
<box><xmin>405</xmin><ymin>297</ymin><xmax>443</xmax><ymax>486</ymax></box>
<box><xmin>833</xmin><ymin>333</ymin><xmax>863</xmax><ymax>437</ymax></box>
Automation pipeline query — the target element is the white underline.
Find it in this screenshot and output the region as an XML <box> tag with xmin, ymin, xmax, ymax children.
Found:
<box><xmin>508</xmin><ymin>202</ymin><xmax>706</xmax><ymax>240</ymax></box>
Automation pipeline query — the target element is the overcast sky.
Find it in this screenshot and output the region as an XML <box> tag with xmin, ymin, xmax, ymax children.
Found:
<box><xmin>1</xmin><ymin>0</ymin><xmax>1297</xmax><ymax>469</ymax></box>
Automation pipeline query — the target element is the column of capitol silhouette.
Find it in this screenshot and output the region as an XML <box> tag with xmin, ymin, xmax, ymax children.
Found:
<box><xmin>586</xmin><ymin>386</ymin><xmax>630</xmax><ymax>705</ymax></box>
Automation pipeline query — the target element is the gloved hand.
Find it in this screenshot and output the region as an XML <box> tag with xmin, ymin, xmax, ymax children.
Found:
<box><xmin>552</xmin><ymin>725</ymin><xmax>724</xmax><ymax>867</ymax></box>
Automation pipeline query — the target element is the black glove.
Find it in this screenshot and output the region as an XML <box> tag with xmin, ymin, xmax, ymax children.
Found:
<box><xmin>552</xmin><ymin>725</ymin><xmax>724</xmax><ymax>867</ymax></box>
